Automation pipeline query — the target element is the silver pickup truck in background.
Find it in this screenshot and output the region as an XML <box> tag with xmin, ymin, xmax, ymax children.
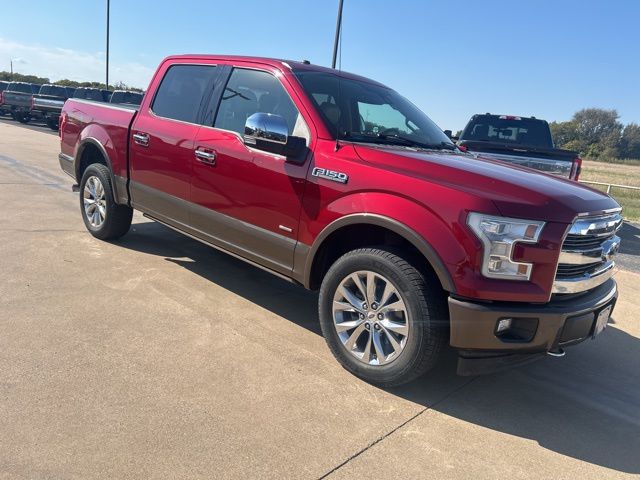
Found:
<box><xmin>31</xmin><ymin>84</ymin><xmax>76</xmax><ymax>130</ymax></box>
<box><xmin>454</xmin><ymin>114</ymin><xmax>583</xmax><ymax>180</ymax></box>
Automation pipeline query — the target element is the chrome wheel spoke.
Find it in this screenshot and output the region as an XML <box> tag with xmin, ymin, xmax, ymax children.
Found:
<box><xmin>361</xmin><ymin>333</ymin><xmax>373</xmax><ymax>363</ymax></box>
<box><xmin>380</xmin><ymin>318</ymin><xmax>408</xmax><ymax>337</ymax></box>
<box><xmin>366</xmin><ymin>272</ymin><xmax>376</xmax><ymax>305</ymax></box>
<box><xmin>335</xmin><ymin>318</ymin><xmax>364</xmax><ymax>333</ymax></box>
<box><xmin>339</xmin><ymin>285</ymin><xmax>365</xmax><ymax>314</ymax></box>
<box><xmin>372</xmin><ymin>329</ymin><xmax>386</xmax><ymax>364</ymax></box>
<box><xmin>381</xmin><ymin>326</ymin><xmax>403</xmax><ymax>354</ymax></box>
<box><xmin>379</xmin><ymin>280</ymin><xmax>395</xmax><ymax>307</ymax></box>
<box><xmin>344</xmin><ymin>323</ymin><xmax>367</xmax><ymax>351</ymax></box>
<box><xmin>332</xmin><ymin>269</ymin><xmax>409</xmax><ymax>367</ymax></box>
<box><xmin>349</xmin><ymin>273</ymin><xmax>367</xmax><ymax>304</ymax></box>
<box><xmin>380</xmin><ymin>300</ymin><xmax>405</xmax><ymax>315</ymax></box>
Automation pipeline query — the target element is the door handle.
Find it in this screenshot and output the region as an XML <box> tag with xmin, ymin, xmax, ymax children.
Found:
<box><xmin>195</xmin><ymin>149</ymin><xmax>216</xmax><ymax>165</ymax></box>
<box><xmin>133</xmin><ymin>132</ymin><xmax>149</xmax><ymax>147</ymax></box>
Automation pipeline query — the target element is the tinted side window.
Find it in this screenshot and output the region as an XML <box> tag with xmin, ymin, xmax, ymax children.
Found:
<box><xmin>152</xmin><ymin>64</ymin><xmax>218</xmax><ymax>124</ymax></box>
<box><xmin>214</xmin><ymin>68</ymin><xmax>301</xmax><ymax>136</ymax></box>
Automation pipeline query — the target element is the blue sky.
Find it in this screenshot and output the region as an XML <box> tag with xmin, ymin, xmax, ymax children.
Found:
<box><xmin>1</xmin><ymin>0</ymin><xmax>637</xmax><ymax>131</ymax></box>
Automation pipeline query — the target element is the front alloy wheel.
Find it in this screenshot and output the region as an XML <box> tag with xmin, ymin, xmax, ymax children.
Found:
<box><xmin>319</xmin><ymin>248</ymin><xmax>446</xmax><ymax>387</ymax></box>
<box><xmin>333</xmin><ymin>271</ymin><xmax>409</xmax><ymax>366</ymax></box>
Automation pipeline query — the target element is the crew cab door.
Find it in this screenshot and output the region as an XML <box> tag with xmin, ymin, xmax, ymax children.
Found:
<box><xmin>190</xmin><ymin>65</ymin><xmax>312</xmax><ymax>275</ymax></box>
<box><xmin>129</xmin><ymin>63</ymin><xmax>220</xmax><ymax>225</ymax></box>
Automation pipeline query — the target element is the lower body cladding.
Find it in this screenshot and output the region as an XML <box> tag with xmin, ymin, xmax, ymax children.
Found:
<box><xmin>449</xmin><ymin>279</ymin><xmax>617</xmax><ymax>375</ymax></box>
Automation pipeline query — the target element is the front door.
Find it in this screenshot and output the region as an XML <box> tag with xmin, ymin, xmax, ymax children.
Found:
<box><xmin>190</xmin><ymin>66</ymin><xmax>312</xmax><ymax>275</ymax></box>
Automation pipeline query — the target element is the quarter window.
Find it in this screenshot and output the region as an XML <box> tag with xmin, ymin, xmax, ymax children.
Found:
<box><xmin>214</xmin><ymin>68</ymin><xmax>306</xmax><ymax>139</ymax></box>
<box><xmin>152</xmin><ymin>65</ymin><xmax>218</xmax><ymax>124</ymax></box>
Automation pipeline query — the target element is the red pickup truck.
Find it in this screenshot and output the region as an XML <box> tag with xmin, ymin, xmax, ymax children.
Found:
<box><xmin>58</xmin><ymin>55</ymin><xmax>622</xmax><ymax>386</ymax></box>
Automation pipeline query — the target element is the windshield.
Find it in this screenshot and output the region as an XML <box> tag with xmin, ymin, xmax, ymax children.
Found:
<box><xmin>460</xmin><ymin>115</ymin><xmax>553</xmax><ymax>149</ymax></box>
<box><xmin>8</xmin><ymin>83</ymin><xmax>34</xmax><ymax>94</ymax></box>
<box><xmin>293</xmin><ymin>71</ymin><xmax>453</xmax><ymax>149</ymax></box>
<box><xmin>110</xmin><ymin>91</ymin><xmax>143</xmax><ymax>105</ymax></box>
<box><xmin>39</xmin><ymin>85</ymin><xmax>68</xmax><ymax>97</ymax></box>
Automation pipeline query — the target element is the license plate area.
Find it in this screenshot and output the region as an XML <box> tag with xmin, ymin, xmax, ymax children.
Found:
<box><xmin>593</xmin><ymin>304</ymin><xmax>613</xmax><ymax>338</ymax></box>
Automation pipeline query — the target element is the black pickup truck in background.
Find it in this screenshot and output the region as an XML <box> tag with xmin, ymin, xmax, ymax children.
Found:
<box><xmin>72</xmin><ymin>87</ymin><xmax>112</xmax><ymax>103</ymax></box>
<box><xmin>0</xmin><ymin>81</ymin><xmax>9</xmax><ymax>115</ymax></box>
<box><xmin>0</xmin><ymin>82</ymin><xmax>41</xmax><ymax>123</ymax></box>
<box><xmin>31</xmin><ymin>84</ymin><xmax>76</xmax><ymax>130</ymax></box>
<box><xmin>109</xmin><ymin>90</ymin><xmax>143</xmax><ymax>106</ymax></box>
<box><xmin>455</xmin><ymin>114</ymin><xmax>582</xmax><ymax>180</ymax></box>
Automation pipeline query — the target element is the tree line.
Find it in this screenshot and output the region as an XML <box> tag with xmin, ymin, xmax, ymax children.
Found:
<box><xmin>0</xmin><ymin>71</ymin><xmax>143</xmax><ymax>92</ymax></box>
<box><xmin>550</xmin><ymin>109</ymin><xmax>639</xmax><ymax>161</ymax></box>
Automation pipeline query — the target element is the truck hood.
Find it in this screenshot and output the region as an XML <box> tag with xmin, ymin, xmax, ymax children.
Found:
<box><xmin>353</xmin><ymin>144</ymin><xmax>619</xmax><ymax>223</ymax></box>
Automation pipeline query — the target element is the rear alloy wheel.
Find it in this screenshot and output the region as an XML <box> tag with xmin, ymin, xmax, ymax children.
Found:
<box><xmin>79</xmin><ymin>164</ymin><xmax>133</xmax><ymax>240</ymax></box>
<box><xmin>319</xmin><ymin>248</ymin><xmax>446</xmax><ymax>387</ymax></box>
<box><xmin>83</xmin><ymin>175</ymin><xmax>107</xmax><ymax>228</ymax></box>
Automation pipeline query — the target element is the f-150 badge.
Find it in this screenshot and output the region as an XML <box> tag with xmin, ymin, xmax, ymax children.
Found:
<box><xmin>311</xmin><ymin>167</ymin><xmax>349</xmax><ymax>184</ymax></box>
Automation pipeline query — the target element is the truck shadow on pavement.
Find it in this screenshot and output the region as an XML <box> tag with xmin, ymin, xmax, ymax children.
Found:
<box><xmin>117</xmin><ymin>220</ymin><xmax>640</xmax><ymax>475</ymax></box>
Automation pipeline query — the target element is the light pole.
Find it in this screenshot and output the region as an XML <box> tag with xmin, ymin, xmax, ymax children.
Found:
<box><xmin>331</xmin><ymin>0</ymin><xmax>344</xmax><ymax>69</ymax></box>
<box><xmin>106</xmin><ymin>0</ymin><xmax>110</xmax><ymax>90</ymax></box>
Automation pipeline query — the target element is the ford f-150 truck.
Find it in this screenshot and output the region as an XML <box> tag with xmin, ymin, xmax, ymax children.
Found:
<box><xmin>31</xmin><ymin>84</ymin><xmax>76</xmax><ymax>130</ymax></box>
<box><xmin>58</xmin><ymin>55</ymin><xmax>622</xmax><ymax>386</ymax></box>
<box><xmin>1</xmin><ymin>81</ymin><xmax>40</xmax><ymax>122</ymax></box>
<box><xmin>0</xmin><ymin>81</ymin><xmax>9</xmax><ymax>115</ymax></box>
<box><xmin>457</xmin><ymin>114</ymin><xmax>583</xmax><ymax>180</ymax></box>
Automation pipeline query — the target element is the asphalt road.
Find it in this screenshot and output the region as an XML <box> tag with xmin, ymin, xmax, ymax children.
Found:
<box><xmin>1</xmin><ymin>118</ymin><xmax>639</xmax><ymax>479</ymax></box>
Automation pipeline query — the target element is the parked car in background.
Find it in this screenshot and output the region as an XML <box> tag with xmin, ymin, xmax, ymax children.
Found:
<box><xmin>31</xmin><ymin>84</ymin><xmax>76</xmax><ymax>130</ymax></box>
<box><xmin>456</xmin><ymin>114</ymin><xmax>582</xmax><ymax>180</ymax></box>
<box><xmin>109</xmin><ymin>90</ymin><xmax>144</xmax><ymax>106</ymax></box>
<box><xmin>73</xmin><ymin>87</ymin><xmax>111</xmax><ymax>102</ymax></box>
<box><xmin>1</xmin><ymin>82</ymin><xmax>41</xmax><ymax>122</ymax></box>
<box><xmin>58</xmin><ymin>55</ymin><xmax>621</xmax><ymax>386</ymax></box>
<box><xmin>0</xmin><ymin>81</ymin><xmax>9</xmax><ymax>115</ymax></box>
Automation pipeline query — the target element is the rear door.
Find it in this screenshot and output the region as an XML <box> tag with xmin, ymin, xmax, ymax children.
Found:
<box><xmin>189</xmin><ymin>64</ymin><xmax>313</xmax><ymax>275</ymax></box>
<box><xmin>129</xmin><ymin>61</ymin><xmax>221</xmax><ymax>226</ymax></box>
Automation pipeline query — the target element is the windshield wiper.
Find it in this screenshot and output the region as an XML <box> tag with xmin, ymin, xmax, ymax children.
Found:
<box><xmin>342</xmin><ymin>132</ymin><xmax>457</xmax><ymax>151</ymax></box>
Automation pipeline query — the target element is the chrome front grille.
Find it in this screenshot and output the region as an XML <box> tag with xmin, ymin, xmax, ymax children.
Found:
<box><xmin>553</xmin><ymin>212</ymin><xmax>622</xmax><ymax>294</ymax></box>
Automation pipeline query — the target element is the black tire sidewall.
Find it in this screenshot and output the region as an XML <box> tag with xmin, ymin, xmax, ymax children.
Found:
<box><xmin>319</xmin><ymin>250</ymin><xmax>435</xmax><ymax>385</ymax></box>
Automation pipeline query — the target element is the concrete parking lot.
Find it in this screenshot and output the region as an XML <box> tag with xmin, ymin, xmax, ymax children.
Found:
<box><xmin>0</xmin><ymin>118</ymin><xmax>638</xmax><ymax>479</ymax></box>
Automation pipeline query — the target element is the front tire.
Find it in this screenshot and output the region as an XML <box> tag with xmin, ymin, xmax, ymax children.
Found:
<box><xmin>79</xmin><ymin>164</ymin><xmax>133</xmax><ymax>240</ymax></box>
<box><xmin>319</xmin><ymin>248</ymin><xmax>447</xmax><ymax>387</ymax></box>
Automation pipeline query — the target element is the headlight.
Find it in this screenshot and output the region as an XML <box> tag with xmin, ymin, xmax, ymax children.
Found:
<box><xmin>467</xmin><ymin>212</ymin><xmax>545</xmax><ymax>281</ymax></box>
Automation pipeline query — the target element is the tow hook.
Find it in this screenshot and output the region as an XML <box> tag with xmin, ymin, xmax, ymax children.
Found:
<box><xmin>71</xmin><ymin>184</ymin><xmax>79</xmax><ymax>192</ymax></box>
<box><xmin>547</xmin><ymin>348</ymin><xmax>566</xmax><ymax>357</ymax></box>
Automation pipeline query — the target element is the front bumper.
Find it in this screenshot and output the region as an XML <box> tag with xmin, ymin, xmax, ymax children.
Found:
<box><xmin>449</xmin><ymin>278</ymin><xmax>617</xmax><ymax>375</ymax></box>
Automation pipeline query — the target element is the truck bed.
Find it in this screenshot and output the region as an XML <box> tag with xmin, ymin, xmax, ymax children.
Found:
<box><xmin>60</xmin><ymin>99</ymin><xmax>138</xmax><ymax>184</ymax></box>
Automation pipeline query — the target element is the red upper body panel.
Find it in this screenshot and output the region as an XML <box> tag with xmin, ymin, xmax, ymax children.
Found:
<box><xmin>60</xmin><ymin>55</ymin><xmax>620</xmax><ymax>303</ymax></box>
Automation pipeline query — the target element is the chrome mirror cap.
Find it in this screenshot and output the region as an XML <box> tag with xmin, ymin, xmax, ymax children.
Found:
<box><xmin>244</xmin><ymin>112</ymin><xmax>288</xmax><ymax>145</ymax></box>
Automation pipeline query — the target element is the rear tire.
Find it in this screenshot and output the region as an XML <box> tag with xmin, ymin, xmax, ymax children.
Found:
<box><xmin>79</xmin><ymin>164</ymin><xmax>133</xmax><ymax>240</ymax></box>
<box><xmin>46</xmin><ymin>118</ymin><xmax>59</xmax><ymax>130</ymax></box>
<box><xmin>16</xmin><ymin>113</ymin><xmax>31</xmax><ymax>124</ymax></box>
<box><xmin>318</xmin><ymin>247</ymin><xmax>447</xmax><ymax>387</ymax></box>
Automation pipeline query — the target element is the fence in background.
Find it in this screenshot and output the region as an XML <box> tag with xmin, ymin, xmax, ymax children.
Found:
<box><xmin>579</xmin><ymin>180</ymin><xmax>640</xmax><ymax>194</ymax></box>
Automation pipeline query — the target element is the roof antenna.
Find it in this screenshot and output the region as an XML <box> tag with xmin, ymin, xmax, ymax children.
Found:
<box><xmin>332</xmin><ymin>0</ymin><xmax>344</xmax><ymax>151</ymax></box>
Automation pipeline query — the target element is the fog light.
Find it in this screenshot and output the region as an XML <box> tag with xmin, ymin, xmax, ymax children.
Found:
<box><xmin>496</xmin><ymin>318</ymin><xmax>512</xmax><ymax>333</ymax></box>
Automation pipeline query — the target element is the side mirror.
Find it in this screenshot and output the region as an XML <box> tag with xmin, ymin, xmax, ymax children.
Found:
<box><xmin>443</xmin><ymin>129</ymin><xmax>453</xmax><ymax>138</ymax></box>
<box><xmin>244</xmin><ymin>112</ymin><xmax>306</xmax><ymax>158</ymax></box>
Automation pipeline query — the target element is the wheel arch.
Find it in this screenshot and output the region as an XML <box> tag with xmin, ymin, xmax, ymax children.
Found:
<box><xmin>302</xmin><ymin>214</ymin><xmax>455</xmax><ymax>293</ymax></box>
<box><xmin>74</xmin><ymin>137</ymin><xmax>122</xmax><ymax>203</ymax></box>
